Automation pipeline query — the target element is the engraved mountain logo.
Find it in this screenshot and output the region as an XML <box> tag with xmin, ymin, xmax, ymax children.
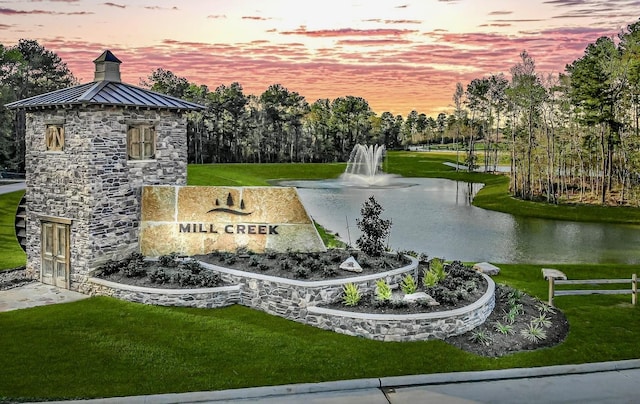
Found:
<box><xmin>206</xmin><ymin>192</ymin><xmax>252</xmax><ymax>216</ymax></box>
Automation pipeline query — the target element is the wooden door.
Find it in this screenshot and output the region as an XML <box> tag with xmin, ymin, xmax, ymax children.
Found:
<box><xmin>42</xmin><ymin>222</ymin><xmax>70</xmax><ymax>288</ymax></box>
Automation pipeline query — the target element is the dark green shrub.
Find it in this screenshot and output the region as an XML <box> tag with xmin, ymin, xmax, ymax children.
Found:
<box><xmin>294</xmin><ymin>267</ymin><xmax>310</xmax><ymax>279</ymax></box>
<box><xmin>306</xmin><ymin>259</ymin><xmax>322</xmax><ymax>272</ymax></box>
<box><xmin>322</xmin><ymin>266</ymin><xmax>337</xmax><ymax>277</ymax></box>
<box><xmin>359</xmin><ymin>257</ymin><xmax>372</xmax><ymax>269</ymax></box>
<box><xmin>196</xmin><ymin>271</ymin><xmax>221</xmax><ymax>287</ymax></box>
<box><xmin>258</xmin><ymin>263</ymin><xmax>270</xmax><ymax>271</ymax></box>
<box><xmin>389</xmin><ymin>299</ymin><xmax>408</xmax><ymax>309</ymax></box>
<box><xmin>149</xmin><ymin>268</ymin><xmax>170</xmax><ymax>284</ymax></box>
<box><xmin>293</xmin><ymin>267</ymin><xmax>310</xmax><ymax>279</ymax></box>
<box><xmin>180</xmin><ymin>259</ymin><xmax>202</xmax><ymax>274</ymax></box>
<box><xmin>280</xmin><ymin>260</ymin><xmax>293</xmax><ymax>270</ymax></box>
<box><xmin>123</xmin><ymin>253</ymin><xmax>146</xmax><ymax>277</ymax></box>
<box><xmin>97</xmin><ymin>259</ymin><xmax>121</xmax><ymax>276</ymax></box>
<box><xmin>172</xmin><ymin>269</ymin><xmax>195</xmax><ymax>287</ymax></box>
<box><xmin>158</xmin><ymin>252</ymin><xmax>180</xmax><ymax>268</ymax></box>
<box><xmin>427</xmin><ymin>285</ymin><xmax>459</xmax><ymax>305</ymax></box>
<box><xmin>355</xmin><ymin>196</ymin><xmax>392</xmax><ymax>257</ymax></box>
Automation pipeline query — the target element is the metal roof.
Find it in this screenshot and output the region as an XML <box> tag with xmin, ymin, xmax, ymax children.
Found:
<box><xmin>5</xmin><ymin>81</ymin><xmax>205</xmax><ymax>111</ymax></box>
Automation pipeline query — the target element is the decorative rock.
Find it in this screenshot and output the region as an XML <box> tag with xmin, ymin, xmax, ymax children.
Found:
<box><xmin>473</xmin><ymin>262</ymin><xmax>500</xmax><ymax>276</ymax></box>
<box><xmin>339</xmin><ymin>256</ymin><xmax>363</xmax><ymax>273</ymax></box>
<box><xmin>403</xmin><ymin>292</ymin><xmax>439</xmax><ymax>306</ymax></box>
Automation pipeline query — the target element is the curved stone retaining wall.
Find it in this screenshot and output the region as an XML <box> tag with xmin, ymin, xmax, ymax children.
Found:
<box><xmin>81</xmin><ymin>256</ymin><xmax>497</xmax><ymax>342</ymax></box>
<box><xmin>306</xmin><ymin>274</ymin><xmax>495</xmax><ymax>342</ymax></box>
<box><xmin>198</xmin><ymin>256</ymin><xmax>418</xmax><ymax>320</ymax></box>
<box><xmin>84</xmin><ymin>278</ymin><xmax>241</xmax><ymax>309</ymax></box>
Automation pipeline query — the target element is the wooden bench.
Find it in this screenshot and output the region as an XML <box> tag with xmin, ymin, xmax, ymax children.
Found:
<box><xmin>542</xmin><ymin>268</ymin><xmax>637</xmax><ymax>307</ymax></box>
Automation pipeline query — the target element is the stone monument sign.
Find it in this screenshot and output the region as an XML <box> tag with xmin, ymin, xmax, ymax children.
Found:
<box><xmin>140</xmin><ymin>185</ymin><xmax>326</xmax><ymax>255</ymax></box>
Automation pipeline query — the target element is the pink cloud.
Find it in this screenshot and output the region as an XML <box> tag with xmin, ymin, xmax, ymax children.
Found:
<box><xmin>34</xmin><ymin>18</ymin><xmax>635</xmax><ymax>117</ymax></box>
<box><xmin>280</xmin><ymin>27</ymin><xmax>418</xmax><ymax>37</ymax></box>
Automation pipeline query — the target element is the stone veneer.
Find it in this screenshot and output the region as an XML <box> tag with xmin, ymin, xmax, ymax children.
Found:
<box><xmin>198</xmin><ymin>256</ymin><xmax>419</xmax><ymax>319</ymax></box>
<box><xmin>24</xmin><ymin>106</ymin><xmax>187</xmax><ymax>289</ymax></box>
<box><xmin>83</xmin><ymin>278</ymin><xmax>241</xmax><ymax>309</ymax></box>
<box><xmin>81</xmin><ymin>257</ymin><xmax>496</xmax><ymax>341</ymax></box>
<box><xmin>306</xmin><ymin>273</ymin><xmax>495</xmax><ymax>342</ymax></box>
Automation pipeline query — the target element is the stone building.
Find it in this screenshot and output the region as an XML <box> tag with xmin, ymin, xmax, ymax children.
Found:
<box><xmin>6</xmin><ymin>51</ymin><xmax>203</xmax><ymax>290</ymax></box>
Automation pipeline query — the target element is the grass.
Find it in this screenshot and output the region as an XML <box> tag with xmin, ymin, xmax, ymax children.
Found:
<box><xmin>0</xmin><ymin>190</ymin><xmax>26</xmax><ymax>270</ymax></box>
<box><xmin>2</xmin><ymin>153</ymin><xmax>640</xmax><ymax>400</ymax></box>
<box><xmin>0</xmin><ymin>266</ymin><xmax>638</xmax><ymax>401</ymax></box>
<box><xmin>188</xmin><ymin>163</ymin><xmax>346</xmax><ymax>186</ymax></box>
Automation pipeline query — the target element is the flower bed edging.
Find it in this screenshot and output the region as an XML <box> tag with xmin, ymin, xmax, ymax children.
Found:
<box><xmin>197</xmin><ymin>255</ymin><xmax>419</xmax><ymax>320</ymax></box>
<box><xmin>84</xmin><ymin>277</ymin><xmax>241</xmax><ymax>309</ymax></box>
<box><xmin>82</xmin><ymin>256</ymin><xmax>495</xmax><ymax>342</ymax></box>
<box><xmin>306</xmin><ymin>273</ymin><xmax>495</xmax><ymax>342</ymax></box>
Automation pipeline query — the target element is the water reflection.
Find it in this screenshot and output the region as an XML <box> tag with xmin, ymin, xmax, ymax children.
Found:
<box><xmin>281</xmin><ymin>178</ymin><xmax>640</xmax><ymax>264</ymax></box>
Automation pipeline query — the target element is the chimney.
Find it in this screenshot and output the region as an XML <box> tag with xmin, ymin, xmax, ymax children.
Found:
<box><xmin>93</xmin><ymin>50</ymin><xmax>122</xmax><ymax>82</ymax></box>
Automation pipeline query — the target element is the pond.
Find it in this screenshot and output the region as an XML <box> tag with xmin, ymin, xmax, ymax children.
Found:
<box><xmin>279</xmin><ymin>178</ymin><xmax>640</xmax><ymax>264</ymax></box>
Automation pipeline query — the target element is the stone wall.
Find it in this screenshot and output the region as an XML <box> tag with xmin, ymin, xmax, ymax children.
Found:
<box><xmin>82</xmin><ymin>257</ymin><xmax>497</xmax><ymax>341</ymax></box>
<box><xmin>306</xmin><ymin>274</ymin><xmax>495</xmax><ymax>342</ymax></box>
<box><xmin>199</xmin><ymin>257</ymin><xmax>418</xmax><ymax>320</ymax></box>
<box><xmin>24</xmin><ymin>106</ymin><xmax>187</xmax><ymax>290</ymax></box>
<box><xmin>83</xmin><ymin>278</ymin><xmax>241</xmax><ymax>309</ymax></box>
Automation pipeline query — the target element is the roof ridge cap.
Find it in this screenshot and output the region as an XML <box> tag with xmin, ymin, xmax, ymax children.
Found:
<box><xmin>77</xmin><ymin>81</ymin><xmax>109</xmax><ymax>102</ymax></box>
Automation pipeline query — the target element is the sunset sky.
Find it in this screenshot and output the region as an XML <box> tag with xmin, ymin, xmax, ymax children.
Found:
<box><xmin>1</xmin><ymin>1</ymin><xmax>638</xmax><ymax>116</ymax></box>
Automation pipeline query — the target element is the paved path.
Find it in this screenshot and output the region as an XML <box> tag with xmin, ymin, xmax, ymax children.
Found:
<box><xmin>0</xmin><ymin>282</ymin><xmax>89</xmax><ymax>312</ymax></box>
<box><xmin>0</xmin><ymin>180</ymin><xmax>26</xmax><ymax>194</ymax></box>
<box><xmin>40</xmin><ymin>360</ymin><xmax>640</xmax><ymax>403</ymax></box>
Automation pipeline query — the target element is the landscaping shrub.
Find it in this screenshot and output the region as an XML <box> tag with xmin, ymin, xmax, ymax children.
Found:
<box><xmin>294</xmin><ymin>267</ymin><xmax>310</xmax><ymax>279</ymax></box>
<box><xmin>96</xmin><ymin>259</ymin><xmax>121</xmax><ymax>276</ymax></box>
<box><xmin>355</xmin><ymin>196</ymin><xmax>392</xmax><ymax>257</ymax></box>
<box><xmin>375</xmin><ymin>279</ymin><xmax>392</xmax><ymax>302</ymax></box>
<box><xmin>180</xmin><ymin>259</ymin><xmax>203</xmax><ymax>274</ymax></box>
<box><xmin>158</xmin><ymin>253</ymin><xmax>180</xmax><ymax>268</ymax></box>
<box><xmin>149</xmin><ymin>268</ymin><xmax>171</xmax><ymax>284</ymax></box>
<box><xmin>123</xmin><ymin>253</ymin><xmax>146</xmax><ymax>277</ymax></box>
<box><xmin>342</xmin><ymin>283</ymin><xmax>361</xmax><ymax>306</ymax></box>
<box><xmin>400</xmin><ymin>274</ymin><xmax>417</xmax><ymax>294</ymax></box>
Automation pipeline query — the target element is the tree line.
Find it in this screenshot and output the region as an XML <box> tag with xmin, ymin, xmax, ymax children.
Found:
<box><xmin>449</xmin><ymin>20</ymin><xmax>640</xmax><ymax>206</ymax></box>
<box><xmin>1</xmin><ymin>20</ymin><xmax>640</xmax><ymax>205</ymax></box>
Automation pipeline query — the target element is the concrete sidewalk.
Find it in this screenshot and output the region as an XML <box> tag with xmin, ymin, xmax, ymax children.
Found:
<box><xmin>40</xmin><ymin>360</ymin><xmax>640</xmax><ymax>403</ymax></box>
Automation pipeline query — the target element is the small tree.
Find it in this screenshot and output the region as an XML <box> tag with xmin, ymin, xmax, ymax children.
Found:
<box><xmin>356</xmin><ymin>195</ymin><xmax>392</xmax><ymax>256</ymax></box>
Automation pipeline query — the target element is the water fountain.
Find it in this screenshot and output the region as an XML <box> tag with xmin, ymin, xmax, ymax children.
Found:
<box><xmin>340</xmin><ymin>144</ymin><xmax>404</xmax><ymax>188</ymax></box>
<box><xmin>277</xmin><ymin>144</ymin><xmax>410</xmax><ymax>189</ymax></box>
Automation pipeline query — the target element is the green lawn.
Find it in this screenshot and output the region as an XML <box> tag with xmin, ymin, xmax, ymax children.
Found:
<box><xmin>188</xmin><ymin>162</ymin><xmax>346</xmax><ymax>186</ymax></box>
<box><xmin>1</xmin><ymin>154</ymin><xmax>640</xmax><ymax>400</ymax></box>
<box><xmin>0</xmin><ymin>190</ymin><xmax>26</xmax><ymax>269</ymax></box>
<box><xmin>1</xmin><ymin>267</ymin><xmax>638</xmax><ymax>401</ymax></box>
